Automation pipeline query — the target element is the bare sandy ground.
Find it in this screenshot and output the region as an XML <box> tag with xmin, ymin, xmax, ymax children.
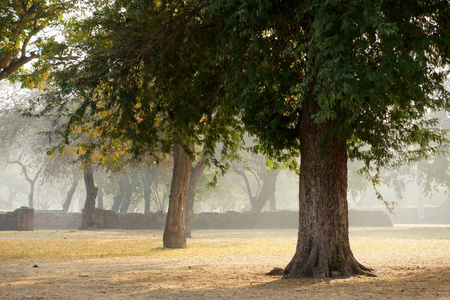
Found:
<box><xmin>0</xmin><ymin>227</ymin><xmax>449</xmax><ymax>299</ymax></box>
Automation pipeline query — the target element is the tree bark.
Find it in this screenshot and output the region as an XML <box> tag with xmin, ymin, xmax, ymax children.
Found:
<box><xmin>80</xmin><ymin>160</ymin><xmax>99</xmax><ymax>230</ymax></box>
<box><xmin>283</xmin><ymin>101</ymin><xmax>372</xmax><ymax>278</ymax></box>
<box><xmin>185</xmin><ymin>155</ymin><xmax>207</xmax><ymax>238</ymax></box>
<box><xmin>163</xmin><ymin>143</ymin><xmax>192</xmax><ymax>248</ymax></box>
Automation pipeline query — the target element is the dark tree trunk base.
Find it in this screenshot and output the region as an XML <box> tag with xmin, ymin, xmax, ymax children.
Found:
<box><xmin>283</xmin><ymin>242</ymin><xmax>374</xmax><ymax>278</ymax></box>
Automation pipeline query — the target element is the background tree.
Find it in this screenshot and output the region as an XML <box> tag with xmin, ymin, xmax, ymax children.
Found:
<box><xmin>231</xmin><ymin>152</ymin><xmax>280</xmax><ymax>212</ymax></box>
<box><xmin>185</xmin><ymin>152</ymin><xmax>208</xmax><ymax>238</ymax></box>
<box><xmin>34</xmin><ymin>0</ymin><xmax>242</xmax><ymax>247</ymax></box>
<box><xmin>0</xmin><ymin>82</ymin><xmax>55</xmax><ymax>208</ymax></box>
<box><xmin>62</xmin><ymin>168</ymin><xmax>82</xmax><ymax>213</ymax></box>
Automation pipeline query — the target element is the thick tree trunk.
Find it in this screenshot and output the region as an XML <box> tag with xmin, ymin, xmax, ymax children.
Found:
<box><xmin>185</xmin><ymin>155</ymin><xmax>207</xmax><ymax>238</ymax></box>
<box><xmin>62</xmin><ymin>179</ymin><xmax>79</xmax><ymax>213</ymax></box>
<box><xmin>80</xmin><ymin>161</ymin><xmax>99</xmax><ymax>230</ymax></box>
<box><xmin>163</xmin><ymin>143</ymin><xmax>192</xmax><ymax>248</ymax></box>
<box><xmin>283</xmin><ymin>101</ymin><xmax>372</xmax><ymax>278</ymax></box>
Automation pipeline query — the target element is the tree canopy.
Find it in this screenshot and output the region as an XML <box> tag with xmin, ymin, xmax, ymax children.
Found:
<box><xmin>210</xmin><ymin>0</ymin><xmax>449</xmax><ymax>167</ymax></box>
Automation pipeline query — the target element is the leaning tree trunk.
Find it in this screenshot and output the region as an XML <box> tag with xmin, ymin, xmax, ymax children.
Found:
<box><xmin>185</xmin><ymin>155</ymin><xmax>207</xmax><ymax>238</ymax></box>
<box><xmin>251</xmin><ymin>169</ymin><xmax>280</xmax><ymax>212</ymax></box>
<box><xmin>283</xmin><ymin>101</ymin><xmax>372</xmax><ymax>278</ymax></box>
<box><xmin>80</xmin><ymin>160</ymin><xmax>99</xmax><ymax>230</ymax></box>
<box><xmin>163</xmin><ymin>143</ymin><xmax>192</xmax><ymax>248</ymax></box>
<box><xmin>62</xmin><ymin>178</ymin><xmax>79</xmax><ymax>213</ymax></box>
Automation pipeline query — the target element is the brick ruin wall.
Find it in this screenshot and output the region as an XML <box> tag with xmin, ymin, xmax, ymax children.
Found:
<box><xmin>31</xmin><ymin>209</ymin><xmax>393</xmax><ymax>230</ymax></box>
<box><xmin>2</xmin><ymin>206</ymin><xmax>449</xmax><ymax>231</ymax></box>
<box><xmin>0</xmin><ymin>207</ymin><xmax>34</xmax><ymax>231</ymax></box>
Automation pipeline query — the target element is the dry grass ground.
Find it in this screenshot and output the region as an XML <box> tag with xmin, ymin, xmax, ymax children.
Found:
<box><xmin>0</xmin><ymin>227</ymin><xmax>449</xmax><ymax>299</ymax></box>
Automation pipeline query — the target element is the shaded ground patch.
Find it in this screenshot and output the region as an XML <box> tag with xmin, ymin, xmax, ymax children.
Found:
<box><xmin>0</xmin><ymin>227</ymin><xmax>449</xmax><ymax>299</ymax></box>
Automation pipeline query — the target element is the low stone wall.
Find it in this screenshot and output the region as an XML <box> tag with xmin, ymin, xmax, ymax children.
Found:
<box><xmin>192</xmin><ymin>211</ymin><xmax>297</xmax><ymax>229</ymax></box>
<box><xmin>34</xmin><ymin>212</ymin><xmax>82</xmax><ymax>230</ymax></box>
<box><xmin>192</xmin><ymin>210</ymin><xmax>393</xmax><ymax>229</ymax></box>
<box><xmin>94</xmin><ymin>210</ymin><xmax>166</xmax><ymax>230</ymax></box>
<box><xmin>388</xmin><ymin>206</ymin><xmax>450</xmax><ymax>224</ymax></box>
<box><xmin>0</xmin><ymin>207</ymin><xmax>34</xmax><ymax>231</ymax></box>
<box><xmin>348</xmin><ymin>210</ymin><xmax>394</xmax><ymax>227</ymax></box>
<box><xmin>34</xmin><ymin>210</ymin><xmax>166</xmax><ymax>230</ymax></box>
<box><xmin>33</xmin><ymin>209</ymin><xmax>393</xmax><ymax>230</ymax></box>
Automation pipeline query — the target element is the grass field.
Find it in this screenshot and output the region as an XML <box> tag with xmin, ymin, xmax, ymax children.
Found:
<box><xmin>0</xmin><ymin>227</ymin><xmax>449</xmax><ymax>299</ymax></box>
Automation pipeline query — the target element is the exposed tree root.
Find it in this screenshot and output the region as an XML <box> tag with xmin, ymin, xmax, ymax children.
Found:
<box><xmin>265</xmin><ymin>267</ymin><xmax>284</xmax><ymax>276</ymax></box>
<box><xmin>283</xmin><ymin>242</ymin><xmax>376</xmax><ymax>278</ymax></box>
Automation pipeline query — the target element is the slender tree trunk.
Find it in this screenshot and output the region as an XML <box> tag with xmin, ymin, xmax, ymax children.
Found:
<box><xmin>111</xmin><ymin>193</ymin><xmax>122</xmax><ymax>212</ymax></box>
<box><xmin>163</xmin><ymin>143</ymin><xmax>192</xmax><ymax>248</ymax></box>
<box><xmin>283</xmin><ymin>101</ymin><xmax>372</xmax><ymax>278</ymax></box>
<box><xmin>112</xmin><ymin>176</ymin><xmax>125</xmax><ymax>212</ymax></box>
<box><xmin>251</xmin><ymin>169</ymin><xmax>280</xmax><ymax>212</ymax></box>
<box><xmin>28</xmin><ymin>181</ymin><xmax>35</xmax><ymax>208</ymax></box>
<box><xmin>62</xmin><ymin>179</ymin><xmax>79</xmax><ymax>213</ymax></box>
<box><xmin>119</xmin><ymin>179</ymin><xmax>133</xmax><ymax>213</ymax></box>
<box><xmin>97</xmin><ymin>185</ymin><xmax>104</xmax><ymax>209</ymax></box>
<box><xmin>185</xmin><ymin>155</ymin><xmax>207</xmax><ymax>238</ymax></box>
<box><xmin>9</xmin><ymin>161</ymin><xmax>43</xmax><ymax>209</ymax></box>
<box><xmin>143</xmin><ymin>171</ymin><xmax>151</xmax><ymax>213</ymax></box>
<box><xmin>80</xmin><ymin>160</ymin><xmax>99</xmax><ymax>230</ymax></box>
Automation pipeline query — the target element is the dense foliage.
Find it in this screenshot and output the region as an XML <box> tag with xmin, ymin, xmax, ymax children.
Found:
<box><xmin>209</xmin><ymin>0</ymin><xmax>449</xmax><ymax>172</ymax></box>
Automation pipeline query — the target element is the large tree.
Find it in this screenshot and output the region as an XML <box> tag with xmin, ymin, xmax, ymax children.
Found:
<box><xmin>36</xmin><ymin>0</ymin><xmax>241</xmax><ymax>247</ymax></box>
<box><xmin>210</xmin><ymin>0</ymin><xmax>449</xmax><ymax>278</ymax></box>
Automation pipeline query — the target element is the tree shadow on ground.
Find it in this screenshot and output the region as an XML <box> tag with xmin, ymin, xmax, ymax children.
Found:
<box><xmin>1</xmin><ymin>260</ymin><xmax>448</xmax><ymax>299</ymax></box>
